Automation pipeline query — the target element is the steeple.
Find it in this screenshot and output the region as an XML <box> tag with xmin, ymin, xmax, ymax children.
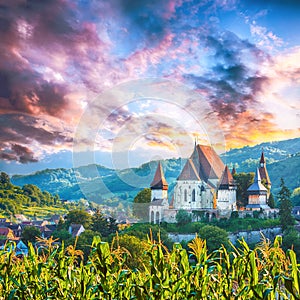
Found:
<box><xmin>231</xmin><ymin>166</ymin><xmax>236</xmax><ymax>176</ymax></box>
<box><xmin>219</xmin><ymin>165</ymin><xmax>236</xmax><ymax>189</ymax></box>
<box><xmin>258</xmin><ymin>151</ymin><xmax>271</xmax><ymax>193</ymax></box>
<box><xmin>150</xmin><ymin>162</ymin><xmax>168</xmax><ymax>190</ymax></box>
<box><xmin>260</xmin><ymin>151</ymin><xmax>265</xmax><ymax>167</ymax></box>
<box><xmin>247</xmin><ymin>168</ymin><xmax>267</xmax><ymax>194</ymax></box>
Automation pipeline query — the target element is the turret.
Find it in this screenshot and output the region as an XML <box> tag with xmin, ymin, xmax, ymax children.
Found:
<box><xmin>150</xmin><ymin>162</ymin><xmax>168</xmax><ymax>201</ymax></box>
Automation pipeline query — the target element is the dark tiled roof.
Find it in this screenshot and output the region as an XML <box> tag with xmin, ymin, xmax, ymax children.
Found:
<box><xmin>260</xmin><ymin>152</ymin><xmax>265</xmax><ymax>164</ymax></box>
<box><xmin>231</xmin><ymin>167</ymin><xmax>236</xmax><ymax>175</ymax></box>
<box><xmin>219</xmin><ymin>166</ymin><xmax>235</xmax><ymax>189</ymax></box>
<box><xmin>177</xmin><ymin>159</ymin><xmax>201</xmax><ymax>181</ymax></box>
<box><xmin>259</xmin><ymin>167</ymin><xmax>271</xmax><ymax>185</ymax></box>
<box><xmin>150</xmin><ymin>162</ymin><xmax>168</xmax><ymax>190</ymax></box>
<box><xmin>259</xmin><ymin>151</ymin><xmax>271</xmax><ymax>185</ymax></box>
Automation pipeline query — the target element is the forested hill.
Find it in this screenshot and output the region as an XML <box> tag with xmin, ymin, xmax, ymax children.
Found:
<box><xmin>11</xmin><ymin>138</ymin><xmax>300</xmax><ymax>202</ymax></box>
<box><xmin>220</xmin><ymin>137</ymin><xmax>300</xmax><ymax>172</ymax></box>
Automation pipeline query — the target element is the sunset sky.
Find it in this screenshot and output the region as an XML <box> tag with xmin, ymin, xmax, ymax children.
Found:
<box><xmin>0</xmin><ymin>0</ymin><xmax>300</xmax><ymax>174</ymax></box>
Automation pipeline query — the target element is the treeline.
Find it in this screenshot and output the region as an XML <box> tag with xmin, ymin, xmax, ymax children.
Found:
<box><xmin>0</xmin><ymin>172</ymin><xmax>60</xmax><ymax>215</ymax></box>
<box><xmin>1</xmin><ymin>234</ymin><xmax>300</xmax><ymax>299</ymax></box>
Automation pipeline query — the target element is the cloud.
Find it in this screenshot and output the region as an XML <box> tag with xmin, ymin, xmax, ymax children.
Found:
<box><xmin>0</xmin><ymin>114</ymin><xmax>73</xmax><ymax>163</ymax></box>
<box><xmin>0</xmin><ymin>0</ymin><xmax>299</xmax><ymax>166</ymax></box>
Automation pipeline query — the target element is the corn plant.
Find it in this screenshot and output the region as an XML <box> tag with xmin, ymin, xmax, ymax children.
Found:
<box><xmin>0</xmin><ymin>235</ymin><xmax>300</xmax><ymax>299</ymax></box>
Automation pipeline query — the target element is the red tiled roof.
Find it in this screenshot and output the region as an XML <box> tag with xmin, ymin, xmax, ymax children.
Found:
<box><xmin>259</xmin><ymin>152</ymin><xmax>271</xmax><ymax>185</ymax></box>
<box><xmin>219</xmin><ymin>166</ymin><xmax>235</xmax><ymax>188</ymax></box>
<box><xmin>150</xmin><ymin>162</ymin><xmax>168</xmax><ymax>190</ymax></box>
<box><xmin>259</xmin><ymin>167</ymin><xmax>271</xmax><ymax>185</ymax></box>
<box><xmin>191</xmin><ymin>144</ymin><xmax>225</xmax><ymax>182</ymax></box>
<box><xmin>177</xmin><ymin>159</ymin><xmax>201</xmax><ymax>181</ymax></box>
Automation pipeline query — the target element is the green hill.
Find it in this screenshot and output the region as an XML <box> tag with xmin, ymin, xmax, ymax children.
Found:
<box><xmin>11</xmin><ymin>138</ymin><xmax>300</xmax><ymax>203</ymax></box>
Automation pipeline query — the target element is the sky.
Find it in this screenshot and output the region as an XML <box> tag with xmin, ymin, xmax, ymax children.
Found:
<box><xmin>0</xmin><ymin>0</ymin><xmax>300</xmax><ymax>174</ymax></box>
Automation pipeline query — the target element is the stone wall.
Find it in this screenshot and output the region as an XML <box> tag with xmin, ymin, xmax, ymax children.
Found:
<box><xmin>168</xmin><ymin>227</ymin><xmax>282</xmax><ymax>245</ymax></box>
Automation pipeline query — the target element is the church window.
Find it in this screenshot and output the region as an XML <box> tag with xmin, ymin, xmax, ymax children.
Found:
<box><xmin>184</xmin><ymin>189</ymin><xmax>187</xmax><ymax>202</ymax></box>
<box><xmin>192</xmin><ymin>189</ymin><xmax>196</xmax><ymax>202</ymax></box>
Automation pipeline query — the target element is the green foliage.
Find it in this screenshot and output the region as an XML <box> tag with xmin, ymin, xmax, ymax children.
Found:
<box><xmin>268</xmin><ymin>192</ymin><xmax>275</xmax><ymax>208</ymax></box>
<box><xmin>132</xmin><ymin>188</ymin><xmax>151</xmax><ymax>220</ymax></box>
<box><xmin>76</xmin><ymin>230</ymin><xmax>99</xmax><ymax>260</ymax></box>
<box><xmin>65</xmin><ymin>209</ymin><xmax>92</xmax><ymax>229</ymax></box>
<box><xmin>199</xmin><ymin>225</ymin><xmax>229</xmax><ymax>251</ymax></box>
<box><xmin>91</xmin><ymin>211</ymin><xmax>118</xmax><ymax>237</ymax></box>
<box><xmin>282</xmin><ymin>228</ymin><xmax>300</xmax><ymax>258</ymax></box>
<box><xmin>1</xmin><ymin>235</ymin><xmax>300</xmax><ymax>299</ymax></box>
<box><xmin>292</xmin><ymin>187</ymin><xmax>300</xmax><ymax>206</ymax></box>
<box><xmin>114</xmin><ymin>234</ymin><xmax>147</xmax><ymax>269</ymax></box>
<box><xmin>233</xmin><ymin>172</ymin><xmax>255</xmax><ymax>208</ymax></box>
<box><xmin>0</xmin><ymin>178</ymin><xmax>61</xmax><ymax>217</ymax></box>
<box><xmin>0</xmin><ymin>172</ymin><xmax>10</xmax><ymax>185</ymax></box>
<box><xmin>52</xmin><ymin>229</ymin><xmax>72</xmax><ymax>242</ymax></box>
<box><xmin>230</xmin><ymin>211</ymin><xmax>239</xmax><ymax>219</ymax></box>
<box><xmin>120</xmin><ymin>223</ymin><xmax>172</xmax><ymax>248</ymax></box>
<box><xmin>278</xmin><ymin>178</ymin><xmax>294</xmax><ymax>231</ymax></box>
<box><xmin>21</xmin><ymin>226</ymin><xmax>41</xmax><ymax>245</ymax></box>
<box><xmin>176</xmin><ymin>209</ymin><xmax>192</xmax><ymax>226</ymax></box>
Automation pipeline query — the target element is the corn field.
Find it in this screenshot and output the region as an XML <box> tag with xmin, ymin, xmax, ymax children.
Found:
<box><xmin>0</xmin><ymin>235</ymin><xmax>300</xmax><ymax>299</ymax></box>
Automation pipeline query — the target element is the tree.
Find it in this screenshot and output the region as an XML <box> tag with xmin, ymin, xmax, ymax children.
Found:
<box><xmin>115</xmin><ymin>234</ymin><xmax>148</xmax><ymax>269</ymax></box>
<box><xmin>21</xmin><ymin>226</ymin><xmax>41</xmax><ymax>245</ymax></box>
<box><xmin>52</xmin><ymin>229</ymin><xmax>72</xmax><ymax>242</ymax></box>
<box><xmin>65</xmin><ymin>209</ymin><xmax>92</xmax><ymax>229</ymax></box>
<box><xmin>132</xmin><ymin>188</ymin><xmax>151</xmax><ymax>221</ymax></box>
<box><xmin>268</xmin><ymin>192</ymin><xmax>275</xmax><ymax>208</ymax></box>
<box><xmin>91</xmin><ymin>211</ymin><xmax>118</xmax><ymax>237</ymax></box>
<box><xmin>282</xmin><ymin>228</ymin><xmax>300</xmax><ymax>258</ymax></box>
<box><xmin>176</xmin><ymin>209</ymin><xmax>192</xmax><ymax>226</ymax></box>
<box><xmin>278</xmin><ymin>178</ymin><xmax>294</xmax><ymax>231</ymax></box>
<box><xmin>233</xmin><ymin>172</ymin><xmax>255</xmax><ymax>208</ymax></box>
<box><xmin>0</xmin><ymin>172</ymin><xmax>10</xmax><ymax>185</ymax></box>
<box><xmin>199</xmin><ymin>225</ymin><xmax>229</xmax><ymax>251</ymax></box>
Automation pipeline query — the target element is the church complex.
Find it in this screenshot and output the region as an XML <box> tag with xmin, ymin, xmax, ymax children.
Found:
<box><xmin>149</xmin><ymin>142</ymin><xmax>274</xmax><ymax>224</ymax></box>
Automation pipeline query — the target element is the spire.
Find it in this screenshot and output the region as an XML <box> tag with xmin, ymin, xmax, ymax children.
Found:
<box><xmin>254</xmin><ymin>167</ymin><xmax>261</xmax><ymax>182</ymax></box>
<box><xmin>219</xmin><ymin>165</ymin><xmax>235</xmax><ymax>189</ymax></box>
<box><xmin>231</xmin><ymin>166</ymin><xmax>236</xmax><ymax>176</ymax></box>
<box><xmin>258</xmin><ymin>151</ymin><xmax>271</xmax><ymax>187</ymax></box>
<box><xmin>260</xmin><ymin>151</ymin><xmax>265</xmax><ymax>165</ymax></box>
<box><xmin>150</xmin><ymin>162</ymin><xmax>168</xmax><ymax>190</ymax></box>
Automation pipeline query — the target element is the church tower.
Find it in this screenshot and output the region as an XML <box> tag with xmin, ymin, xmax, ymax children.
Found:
<box><xmin>217</xmin><ymin>165</ymin><xmax>237</xmax><ymax>210</ymax></box>
<box><xmin>258</xmin><ymin>151</ymin><xmax>271</xmax><ymax>196</ymax></box>
<box><xmin>149</xmin><ymin>162</ymin><xmax>169</xmax><ymax>224</ymax></box>
<box><xmin>246</xmin><ymin>168</ymin><xmax>269</xmax><ymax>210</ymax></box>
<box><xmin>217</xmin><ymin>166</ymin><xmax>237</xmax><ymax>210</ymax></box>
<box><xmin>150</xmin><ymin>161</ymin><xmax>168</xmax><ymax>201</ymax></box>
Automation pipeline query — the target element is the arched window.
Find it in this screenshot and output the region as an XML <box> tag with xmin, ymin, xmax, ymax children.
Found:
<box><xmin>151</xmin><ymin>211</ymin><xmax>154</xmax><ymax>223</ymax></box>
<box><xmin>184</xmin><ymin>189</ymin><xmax>187</xmax><ymax>202</ymax></box>
<box><xmin>192</xmin><ymin>189</ymin><xmax>196</xmax><ymax>202</ymax></box>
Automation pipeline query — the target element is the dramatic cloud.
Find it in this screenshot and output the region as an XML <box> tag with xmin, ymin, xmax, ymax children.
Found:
<box><xmin>0</xmin><ymin>0</ymin><xmax>299</xmax><ymax>168</ymax></box>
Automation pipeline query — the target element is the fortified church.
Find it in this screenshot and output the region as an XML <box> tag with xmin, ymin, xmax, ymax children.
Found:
<box><xmin>149</xmin><ymin>142</ymin><xmax>272</xmax><ymax>224</ymax></box>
